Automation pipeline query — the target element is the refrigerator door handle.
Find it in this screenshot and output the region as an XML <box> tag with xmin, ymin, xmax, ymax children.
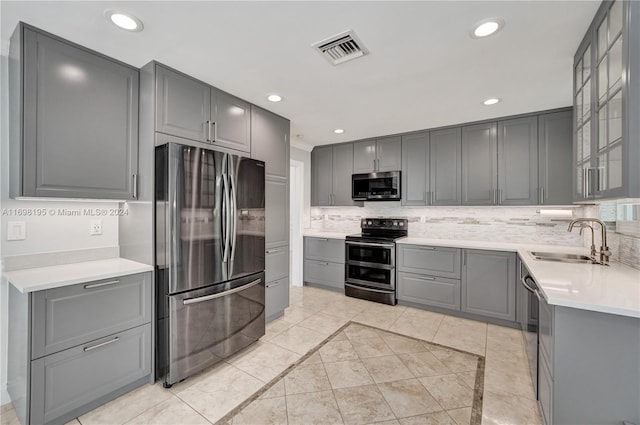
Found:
<box><xmin>182</xmin><ymin>278</ymin><xmax>262</xmax><ymax>305</ymax></box>
<box><xmin>222</xmin><ymin>173</ymin><xmax>231</xmax><ymax>263</ymax></box>
<box><xmin>229</xmin><ymin>173</ymin><xmax>237</xmax><ymax>263</ymax></box>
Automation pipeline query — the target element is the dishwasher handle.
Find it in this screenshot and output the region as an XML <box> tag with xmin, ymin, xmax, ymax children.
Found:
<box><xmin>521</xmin><ymin>275</ymin><xmax>541</xmax><ymax>300</ymax></box>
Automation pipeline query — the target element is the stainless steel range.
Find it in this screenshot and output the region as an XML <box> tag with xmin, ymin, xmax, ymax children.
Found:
<box><xmin>345</xmin><ymin>218</ymin><xmax>408</xmax><ymax>305</ymax></box>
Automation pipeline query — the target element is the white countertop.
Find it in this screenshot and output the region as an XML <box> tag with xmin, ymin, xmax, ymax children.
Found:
<box><xmin>4</xmin><ymin>258</ymin><xmax>153</xmax><ymax>293</ymax></box>
<box><xmin>398</xmin><ymin>237</ymin><xmax>640</xmax><ymax>318</ymax></box>
<box><xmin>302</xmin><ymin>231</ymin><xmax>350</xmax><ymax>240</ymax></box>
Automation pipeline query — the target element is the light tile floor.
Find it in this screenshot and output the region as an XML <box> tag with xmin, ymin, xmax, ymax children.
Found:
<box><xmin>0</xmin><ymin>285</ymin><xmax>541</xmax><ymax>425</ymax></box>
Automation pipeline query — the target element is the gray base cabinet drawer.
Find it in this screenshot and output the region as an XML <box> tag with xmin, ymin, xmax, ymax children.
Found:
<box><xmin>266</xmin><ymin>278</ymin><xmax>289</xmax><ymax>320</ymax></box>
<box><xmin>303</xmin><ymin>259</ymin><xmax>344</xmax><ymax>289</ymax></box>
<box><xmin>30</xmin><ymin>323</ymin><xmax>151</xmax><ymax>425</ymax></box>
<box><xmin>397</xmin><ymin>245</ymin><xmax>461</xmax><ymax>279</ymax></box>
<box><xmin>266</xmin><ymin>246</ymin><xmax>288</xmax><ymax>283</ymax></box>
<box><xmin>397</xmin><ymin>272</ymin><xmax>461</xmax><ymax>310</ymax></box>
<box><xmin>31</xmin><ymin>273</ymin><xmax>151</xmax><ymax>359</ymax></box>
<box><xmin>304</xmin><ymin>237</ymin><xmax>345</xmax><ymax>263</ymax></box>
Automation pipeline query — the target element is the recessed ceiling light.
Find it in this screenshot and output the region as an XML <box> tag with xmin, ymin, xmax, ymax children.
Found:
<box><xmin>105</xmin><ymin>10</ymin><xmax>143</xmax><ymax>32</ymax></box>
<box><xmin>483</xmin><ymin>98</ymin><xmax>501</xmax><ymax>106</ymax></box>
<box><xmin>267</xmin><ymin>94</ymin><xmax>283</xmax><ymax>102</ymax></box>
<box><xmin>471</xmin><ymin>18</ymin><xmax>504</xmax><ymax>38</ymax></box>
<box><xmin>334</xmin><ymin>129</ymin><xmax>345</xmax><ymax>134</ymax></box>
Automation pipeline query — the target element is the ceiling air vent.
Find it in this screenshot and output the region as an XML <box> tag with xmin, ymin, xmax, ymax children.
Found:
<box><xmin>312</xmin><ymin>30</ymin><xmax>369</xmax><ymax>66</ymax></box>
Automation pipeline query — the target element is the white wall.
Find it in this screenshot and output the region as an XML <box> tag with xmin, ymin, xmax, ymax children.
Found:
<box><xmin>0</xmin><ymin>50</ymin><xmax>119</xmax><ymax>405</ymax></box>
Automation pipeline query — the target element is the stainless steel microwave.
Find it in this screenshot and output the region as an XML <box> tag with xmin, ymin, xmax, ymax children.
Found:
<box><xmin>352</xmin><ymin>171</ymin><xmax>401</xmax><ymax>201</ymax></box>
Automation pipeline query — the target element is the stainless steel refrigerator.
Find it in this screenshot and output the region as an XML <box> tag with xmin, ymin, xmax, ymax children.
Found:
<box><xmin>155</xmin><ymin>143</ymin><xmax>265</xmax><ymax>387</ymax></box>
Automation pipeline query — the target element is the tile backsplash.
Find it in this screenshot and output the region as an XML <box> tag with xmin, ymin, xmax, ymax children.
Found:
<box><xmin>311</xmin><ymin>203</ymin><xmax>585</xmax><ymax>245</ymax></box>
<box><xmin>310</xmin><ymin>203</ymin><xmax>640</xmax><ymax>269</ymax></box>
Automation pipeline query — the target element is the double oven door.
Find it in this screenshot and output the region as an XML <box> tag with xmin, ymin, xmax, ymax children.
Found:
<box><xmin>345</xmin><ymin>240</ymin><xmax>395</xmax><ymax>291</ymax></box>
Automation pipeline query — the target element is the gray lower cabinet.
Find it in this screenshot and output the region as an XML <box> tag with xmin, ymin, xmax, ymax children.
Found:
<box><xmin>498</xmin><ymin>116</ymin><xmax>538</xmax><ymax>205</ymax></box>
<box><xmin>538</xmin><ymin>110</ymin><xmax>573</xmax><ymax>205</ymax></box>
<box><xmin>461</xmin><ymin>250</ymin><xmax>516</xmax><ymax>322</ymax></box>
<box><xmin>265</xmin><ymin>245</ymin><xmax>290</xmax><ymax>322</ymax></box>
<box><xmin>353</xmin><ymin>136</ymin><xmax>401</xmax><ymax>173</ymax></box>
<box><xmin>152</xmin><ymin>62</ymin><xmax>250</xmax><ymax>153</ymax></box>
<box><xmin>397</xmin><ymin>272</ymin><xmax>461</xmax><ymax>310</ymax></box>
<box><xmin>397</xmin><ymin>245</ymin><xmax>461</xmax><ymax>279</ymax></box>
<box><xmin>266</xmin><ymin>278</ymin><xmax>290</xmax><ymax>320</ymax></box>
<box><xmin>30</xmin><ymin>324</ymin><xmax>151</xmax><ymax>425</ymax></box>
<box><xmin>8</xmin><ymin>272</ymin><xmax>153</xmax><ymax>425</ymax></box>
<box><xmin>461</xmin><ymin>123</ymin><xmax>498</xmax><ymax>205</ymax></box>
<box><xmin>311</xmin><ymin>144</ymin><xmax>357</xmax><ymax>206</ymax></box>
<box><xmin>303</xmin><ymin>237</ymin><xmax>345</xmax><ymax>290</ymax></box>
<box><xmin>9</xmin><ymin>23</ymin><xmax>139</xmax><ymax>200</ymax></box>
<box><xmin>536</xmin><ymin>296</ymin><xmax>640</xmax><ymax>425</ymax></box>
<box><xmin>397</xmin><ymin>245</ymin><xmax>517</xmax><ymax>324</ymax></box>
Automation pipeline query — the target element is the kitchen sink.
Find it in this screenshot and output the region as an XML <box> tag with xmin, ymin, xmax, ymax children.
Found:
<box><xmin>529</xmin><ymin>251</ymin><xmax>605</xmax><ymax>265</ymax></box>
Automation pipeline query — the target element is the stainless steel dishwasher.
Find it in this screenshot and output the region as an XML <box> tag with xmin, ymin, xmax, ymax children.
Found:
<box><xmin>519</xmin><ymin>260</ymin><xmax>540</xmax><ymax>398</ymax></box>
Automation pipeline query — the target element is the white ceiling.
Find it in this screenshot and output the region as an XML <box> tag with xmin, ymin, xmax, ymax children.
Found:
<box><xmin>1</xmin><ymin>1</ymin><xmax>599</xmax><ymax>149</ymax></box>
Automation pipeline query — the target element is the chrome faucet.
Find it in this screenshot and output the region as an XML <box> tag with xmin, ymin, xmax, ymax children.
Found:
<box><xmin>568</xmin><ymin>218</ymin><xmax>611</xmax><ymax>264</ymax></box>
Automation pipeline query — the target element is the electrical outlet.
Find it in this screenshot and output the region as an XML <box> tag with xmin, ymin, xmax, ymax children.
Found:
<box><xmin>90</xmin><ymin>220</ymin><xmax>102</xmax><ymax>235</ymax></box>
<box><xmin>7</xmin><ymin>221</ymin><xmax>26</xmax><ymax>241</ymax></box>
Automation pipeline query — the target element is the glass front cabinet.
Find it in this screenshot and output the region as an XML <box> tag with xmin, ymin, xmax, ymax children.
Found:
<box><xmin>574</xmin><ymin>0</ymin><xmax>640</xmax><ymax>201</ymax></box>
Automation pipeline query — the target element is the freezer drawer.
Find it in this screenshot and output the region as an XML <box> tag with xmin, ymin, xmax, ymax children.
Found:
<box><xmin>163</xmin><ymin>272</ymin><xmax>265</xmax><ymax>386</ymax></box>
<box><xmin>30</xmin><ymin>324</ymin><xmax>151</xmax><ymax>425</ymax></box>
<box><xmin>31</xmin><ymin>272</ymin><xmax>151</xmax><ymax>359</ymax></box>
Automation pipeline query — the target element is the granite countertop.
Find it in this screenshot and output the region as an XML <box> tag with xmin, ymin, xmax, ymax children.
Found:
<box><xmin>4</xmin><ymin>258</ymin><xmax>153</xmax><ymax>293</ymax></box>
<box><xmin>398</xmin><ymin>237</ymin><xmax>640</xmax><ymax>319</ymax></box>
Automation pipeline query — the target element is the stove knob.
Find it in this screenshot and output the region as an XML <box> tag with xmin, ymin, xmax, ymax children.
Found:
<box><xmin>367</xmin><ymin>221</ymin><xmax>372</xmax><ymax>225</ymax></box>
<box><xmin>399</xmin><ymin>222</ymin><xmax>404</xmax><ymax>226</ymax></box>
<box><xmin>393</xmin><ymin>221</ymin><xmax>398</xmax><ymax>226</ymax></box>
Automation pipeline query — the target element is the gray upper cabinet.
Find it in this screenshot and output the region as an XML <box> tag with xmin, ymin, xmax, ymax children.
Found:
<box><xmin>211</xmin><ymin>88</ymin><xmax>251</xmax><ymax>153</ymax></box>
<box><xmin>153</xmin><ymin>63</ymin><xmax>250</xmax><ymax>153</ymax></box>
<box><xmin>574</xmin><ymin>0</ymin><xmax>640</xmax><ymax>201</ymax></box>
<box><xmin>497</xmin><ymin>117</ymin><xmax>538</xmax><ymax>205</ymax></box>
<box><xmin>251</xmin><ymin>106</ymin><xmax>290</xmax><ymax>179</ymax></box>
<box><xmin>311</xmin><ymin>144</ymin><xmax>357</xmax><ymax>206</ymax></box>
<box><xmin>462</xmin><ymin>123</ymin><xmax>498</xmax><ymax>205</ymax></box>
<box><xmin>155</xmin><ymin>65</ymin><xmax>210</xmax><ymax>143</ymax></box>
<box><xmin>353</xmin><ymin>139</ymin><xmax>377</xmax><ymax>173</ymax></box>
<box><xmin>353</xmin><ymin>136</ymin><xmax>401</xmax><ymax>173</ymax></box>
<box><xmin>401</xmin><ymin>129</ymin><xmax>461</xmax><ymax>207</ymax></box>
<box><xmin>9</xmin><ymin>24</ymin><xmax>139</xmax><ymax>200</ymax></box>
<box><xmin>401</xmin><ymin>132</ymin><xmax>429</xmax><ymax>206</ymax></box>
<box><xmin>539</xmin><ymin>110</ymin><xmax>573</xmax><ymax>204</ymax></box>
<box><xmin>430</xmin><ymin>127</ymin><xmax>462</xmax><ymax>205</ymax></box>
<box><xmin>461</xmin><ymin>249</ymin><xmax>516</xmax><ymax>322</ymax></box>
<box><xmin>332</xmin><ymin>144</ymin><xmax>356</xmax><ymax>205</ymax></box>
<box><xmin>311</xmin><ymin>146</ymin><xmax>333</xmax><ymax>206</ymax></box>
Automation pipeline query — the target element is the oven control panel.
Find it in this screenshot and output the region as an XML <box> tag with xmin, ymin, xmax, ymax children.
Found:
<box><xmin>361</xmin><ymin>218</ymin><xmax>408</xmax><ymax>230</ymax></box>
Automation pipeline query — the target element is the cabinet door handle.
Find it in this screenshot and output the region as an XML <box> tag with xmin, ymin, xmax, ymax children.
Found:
<box><xmin>211</xmin><ymin>121</ymin><xmax>218</xmax><ymax>142</ymax></box>
<box><xmin>539</xmin><ymin>187</ymin><xmax>544</xmax><ymax>203</ymax></box>
<box><xmin>499</xmin><ymin>189</ymin><xmax>504</xmax><ymax>204</ymax></box>
<box><xmin>596</xmin><ymin>167</ymin><xmax>602</xmax><ymax>192</ymax></box>
<box><xmin>266</xmin><ymin>249</ymin><xmax>281</xmax><ymax>254</ymax></box>
<box><xmin>84</xmin><ymin>337</ymin><xmax>119</xmax><ymax>352</ymax></box>
<box><xmin>422</xmin><ymin>247</ymin><xmax>436</xmax><ymax>251</ymax></box>
<box><xmin>206</xmin><ymin>120</ymin><xmax>212</xmax><ymax>141</ymax></box>
<box><xmin>266</xmin><ymin>281</ymin><xmax>283</xmax><ymax>288</ymax></box>
<box><xmin>84</xmin><ymin>280</ymin><xmax>119</xmax><ymax>289</ymax></box>
<box><xmin>431</xmin><ymin>191</ymin><xmax>435</xmax><ymax>205</ymax></box>
<box><xmin>424</xmin><ymin>276</ymin><xmax>436</xmax><ymax>281</ymax></box>
<box><xmin>491</xmin><ymin>189</ymin><xmax>495</xmax><ymax>204</ymax></box>
<box><xmin>462</xmin><ymin>250</ymin><xmax>466</xmax><ymax>266</ymax></box>
<box><xmin>425</xmin><ymin>191</ymin><xmax>429</xmax><ymax>205</ymax></box>
<box><xmin>317</xmin><ymin>238</ymin><xmax>329</xmax><ymax>241</ymax></box>
<box><xmin>132</xmin><ymin>174</ymin><xmax>138</xmax><ymax>199</ymax></box>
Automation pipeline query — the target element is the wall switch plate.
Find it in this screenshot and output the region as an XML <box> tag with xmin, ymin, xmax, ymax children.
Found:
<box><xmin>90</xmin><ymin>220</ymin><xmax>102</xmax><ymax>235</ymax></box>
<box><xmin>7</xmin><ymin>221</ymin><xmax>26</xmax><ymax>241</ymax></box>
